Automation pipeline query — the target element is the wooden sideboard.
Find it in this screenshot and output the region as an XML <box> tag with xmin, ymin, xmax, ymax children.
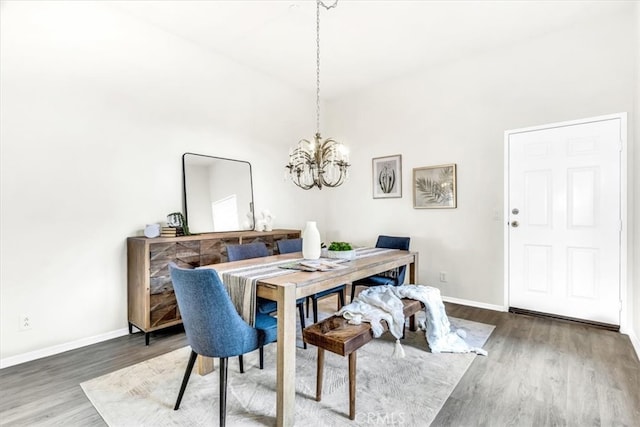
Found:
<box><xmin>127</xmin><ymin>229</ymin><xmax>301</xmax><ymax>344</ymax></box>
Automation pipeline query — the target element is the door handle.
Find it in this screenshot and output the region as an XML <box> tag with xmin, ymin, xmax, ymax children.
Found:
<box><xmin>511</xmin><ymin>221</ymin><xmax>519</xmax><ymax>228</ymax></box>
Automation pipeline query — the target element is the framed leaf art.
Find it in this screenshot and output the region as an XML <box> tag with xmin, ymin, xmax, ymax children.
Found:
<box><xmin>372</xmin><ymin>154</ymin><xmax>402</xmax><ymax>199</ymax></box>
<box><xmin>413</xmin><ymin>164</ymin><xmax>457</xmax><ymax>208</ymax></box>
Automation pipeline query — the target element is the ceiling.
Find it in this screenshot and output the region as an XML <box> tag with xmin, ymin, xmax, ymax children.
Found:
<box><xmin>112</xmin><ymin>1</ymin><xmax>630</xmax><ymax>99</ymax></box>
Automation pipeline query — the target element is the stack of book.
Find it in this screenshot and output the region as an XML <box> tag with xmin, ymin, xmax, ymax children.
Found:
<box><xmin>160</xmin><ymin>226</ymin><xmax>185</xmax><ymax>237</ymax></box>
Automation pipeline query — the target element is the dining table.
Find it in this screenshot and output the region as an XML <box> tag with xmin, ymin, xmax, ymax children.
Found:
<box><xmin>199</xmin><ymin>248</ymin><xmax>419</xmax><ymax>426</ymax></box>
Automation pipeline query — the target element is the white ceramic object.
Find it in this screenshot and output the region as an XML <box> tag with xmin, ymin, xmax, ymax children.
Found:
<box><xmin>302</xmin><ymin>221</ymin><xmax>321</xmax><ymax>260</ymax></box>
<box><xmin>327</xmin><ymin>249</ymin><xmax>356</xmax><ymax>261</ymax></box>
<box><xmin>262</xmin><ymin>209</ymin><xmax>274</xmax><ymax>231</ymax></box>
<box><xmin>144</xmin><ymin>223</ymin><xmax>160</xmax><ymax>238</ymax></box>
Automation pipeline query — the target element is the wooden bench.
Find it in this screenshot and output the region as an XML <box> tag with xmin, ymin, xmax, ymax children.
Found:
<box><xmin>302</xmin><ymin>298</ymin><xmax>423</xmax><ymax>420</ymax></box>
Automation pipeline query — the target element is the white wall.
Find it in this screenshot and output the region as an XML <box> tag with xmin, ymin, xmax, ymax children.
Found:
<box><xmin>2</xmin><ymin>1</ymin><xmax>637</xmax><ymax>365</ymax></box>
<box><xmin>326</xmin><ymin>7</ymin><xmax>637</xmax><ymax>313</ymax></box>
<box><xmin>0</xmin><ymin>1</ymin><xmax>324</xmax><ymax>363</ymax></box>
<box><xmin>633</xmin><ymin>3</ymin><xmax>640</xmax><ymax>352</ymax></box>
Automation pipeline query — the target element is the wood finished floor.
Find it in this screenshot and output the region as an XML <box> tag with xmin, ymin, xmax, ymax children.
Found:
<box><xmin>1</xmin><ymin>300</ymin><xmax>638</xmax><ymax>426</ymax></box>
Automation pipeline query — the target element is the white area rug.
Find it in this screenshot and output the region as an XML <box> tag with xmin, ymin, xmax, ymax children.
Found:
<box><xmin>81</xmin><ymin>316</ymin><xmax>493</xmax><ymax>426</ymax></box>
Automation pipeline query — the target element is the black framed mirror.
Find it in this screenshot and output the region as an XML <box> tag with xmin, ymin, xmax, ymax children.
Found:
<box><xmin>182</xmin><ymin>153</ymin><xmax>255</xmax><ymax>233</ymax></box>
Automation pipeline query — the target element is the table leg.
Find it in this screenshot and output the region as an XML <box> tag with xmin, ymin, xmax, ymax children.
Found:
<box><xmin>410</xmin><ymin>256</ymin><xmax>419</xmax><ymax>332</ymax></box>
<box><xmin>409</xmin><ymin>257</ymin><xmax>418</xmax><ymax>284</ymax></box>
<box><xmin>197</xmin><ymin>355</ymin><xmax>214</xmax><ymax>375</ymax></box>
<box><xmin>276</xmin><ymin>282</ymin><xmax>296</xmax><ymax>427</ymax></box>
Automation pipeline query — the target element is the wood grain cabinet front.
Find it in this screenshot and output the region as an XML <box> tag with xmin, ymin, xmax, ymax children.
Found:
<box><xmin>127</xmin><ymin>229</ymin><xmax>301</xmax><ymax>344</ymax></box>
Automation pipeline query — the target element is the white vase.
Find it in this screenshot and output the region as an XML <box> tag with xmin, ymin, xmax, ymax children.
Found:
<box><xmin>302</xmin><ymin>221</ymin><xmax>321</xmax><ymax>260</ymax></box>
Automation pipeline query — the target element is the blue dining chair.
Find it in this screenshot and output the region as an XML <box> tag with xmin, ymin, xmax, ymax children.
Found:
<box><xmin>226</xmin><ymin>242</ymin><xmax>308</xmax><ymax>349</ymax></box>
<box><xmin>227</xmin><ymin>242</ymin><xmax>275</xmax><ymax>312</ymax></box>
<box><xmin>227</xmin><ymin>241</ymin><xmax>269</xmax><ymax>261</ymax></box>
<box><xmin>277</xmin><ymin>238</ymin><xmax>346</xmax><ymax>323</ymax></box>
<box><xmin>169</xmin><ymin>263</ymin><xmax>277</xmax><ymax>427</ymax></box>
<box><xmin>275</xmin><ymin>238</ymin><xmax>304</xmax><ymax>255</ymax></box>
<box><xmin>350</xmin><ymin>235</ymin><xmax>411</xmax><ymax>302</ymax></box>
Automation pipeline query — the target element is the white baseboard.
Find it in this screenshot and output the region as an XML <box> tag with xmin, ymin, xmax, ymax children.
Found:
<box><xmin>0</xmin><ymin>328</ymin><xmax>130</xmax><ymax>369</ymax></box>
<box><xmin>2</xmin><ymin>308</ymin><xmax>635</xmax><ymax>368</ymax></box>
<box><xmin>628</xmin><ymin>329</ymin><xmax>640</xmax><ymax>362</ymax></box>
<box><xmin>442</xmin><ymin>296</ymin><xmax>508</xmax><ymax>312</ymax></box>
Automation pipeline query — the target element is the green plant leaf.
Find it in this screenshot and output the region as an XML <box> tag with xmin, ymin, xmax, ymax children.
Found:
<box><xmin>328</xmin><ymin>241</ymin><xmax>352</xmax><ymax>251</ymax></box>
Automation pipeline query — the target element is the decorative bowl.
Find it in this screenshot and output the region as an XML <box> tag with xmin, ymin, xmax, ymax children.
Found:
<box><xmin>327</xmin><ymin>249</ymin><xmax>356</xmax><ymax>261</ymax></box>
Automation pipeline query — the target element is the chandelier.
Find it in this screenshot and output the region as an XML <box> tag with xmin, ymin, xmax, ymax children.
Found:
<box><xmin>285</xmin><ymin>0</ymin><xmax>350</xmax><ymax>190</ymax></box>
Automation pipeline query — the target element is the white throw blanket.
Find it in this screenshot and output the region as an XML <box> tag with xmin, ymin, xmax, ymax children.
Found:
<box><xmin>337</xmin><ymin>285</ymin><xmax>488</xmax><ymax>357</ymax></box>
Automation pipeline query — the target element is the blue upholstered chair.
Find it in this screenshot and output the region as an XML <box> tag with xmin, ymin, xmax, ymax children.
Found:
<box><xmin>277</xmin><ymin>238</ymin><xmax>346</xmax><ymax>323</ymax></box>
<box><xmin>227</xmin><ymin>241</ymin><xmax>270</xmax><ymax>261</ymax></box>
<box><xmin>169</xmin><ymin>263</ymin><xmax>277</xmax><ymax>426</ymax></box>
<box><xmin>226</xmin><ymin>242</ymin><xmax>308</xmax><ymax>349</ymax></box>
<box><xmin>276</xmin><ymin>238</ymin><xmax>304</xmax><ymax>255</ymax></box>
<box><xmin>227</xmin><ymin>242</ymin><xmax>275</xmax><ymax>312</ymax></box>
<box><xmin>350</xmin><ymin>235</ymin><xmax>411</xmax><ymax>302</ymax></box>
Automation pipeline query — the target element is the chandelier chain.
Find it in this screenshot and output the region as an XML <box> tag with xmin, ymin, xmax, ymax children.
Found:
<box><xmin>316</xmin><ymin>0</ymin><xmax>338</xmax><ymax>134</ymax></box>
<box><xmin>316</xmin><ymin>0</ymin><xmax>321</xmax><ymax>134</ymax></box>
<box><xmin>319</xmin><ymin>1</ymin><xmax>339</xmax><ymax>10</ymax></box>
<box><xmin>285</xmin><ymin>0</ymin><xmax>349</xmax><ymax>190</ymax></box>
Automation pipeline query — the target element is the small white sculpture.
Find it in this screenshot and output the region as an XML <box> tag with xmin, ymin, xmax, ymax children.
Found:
<box><xmin>261</xmin><ymin>210</ymin><xmax>274</xmax><ymax>231</ymax></box>
<box><xmin>254</xmin><ymin>210</ymin><xmax>275</xmax><ymax>231</ymax></box>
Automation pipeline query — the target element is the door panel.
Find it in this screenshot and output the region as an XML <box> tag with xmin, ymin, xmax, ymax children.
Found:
<box><xmin>525</xmin><ymin>170</ymin><xmax>552</xmax><ymax>226</ymax></box>
<box><xmin>567</xmin><ymin>247</ymin><xmax>598</xmax><ymax>298</ymax></box>
<box><xmin>508</xmin><ymin>118</ymin><xmax>621</xmax><ymax>325</ymax></box>
<box><xmin>524</xmin><ymin>244</ymin><xmax>551</xmax><ymax>293</ymax></box>
<box><xmin>568</xmin><ymin>167</ymin><xmax>598</xmax><ymax>227</ymax></box>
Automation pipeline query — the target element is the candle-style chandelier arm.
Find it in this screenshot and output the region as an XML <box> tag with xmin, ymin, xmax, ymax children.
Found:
<box><xmin>316</xmin><ymin>136</ymin><xmax>349</xmax><ymax>188</ymax></box>
<box><xmin>320</xmin><ymin>165</ymin><xmax>348</xmax><ymax>188</ymax></box>
<box><xmin>286</xmin><ymin>139</ymin><xmax>320</xmax><ymax>190</ymax></box>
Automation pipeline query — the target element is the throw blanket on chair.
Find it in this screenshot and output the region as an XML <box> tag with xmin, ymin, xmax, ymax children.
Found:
<box><xmin>337</xmin><ymin>285</ymin><xmax>488</xmax><ymax>357</ymax></box>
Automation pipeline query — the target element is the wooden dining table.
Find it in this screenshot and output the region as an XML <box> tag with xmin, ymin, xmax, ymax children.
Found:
<box><xmin>199</xmin><ymin>248</ymin><xmax>419</xmax><ymax>426</ymax></box>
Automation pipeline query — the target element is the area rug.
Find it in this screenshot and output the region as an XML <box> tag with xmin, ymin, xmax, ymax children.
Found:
<box><xmin>81</xmin><ymin>316</ymin><xmax>494</xmax><ymax>426</ymax></box>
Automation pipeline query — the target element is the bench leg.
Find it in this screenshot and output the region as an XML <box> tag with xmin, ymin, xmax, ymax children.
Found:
<box><xmin>316</xmin><ymin>348</ymin><xmax>324</xmax><ymax>402</ymax></box>
<box><xmin>349</xmin><ymin>352</ymin><xmax>357</xmax><ymax>420</ymax></box>
<box><xmin>409</xmin><ymin>313</ymin><xmax>417</xmax><ymax>332</ymax></box>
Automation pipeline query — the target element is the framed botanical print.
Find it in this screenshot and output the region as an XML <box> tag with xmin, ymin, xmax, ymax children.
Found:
<box><xmin>413</xmin><ymin>163</ymin><xmax>457</xmax><ymax>208</ymax></box>
<box><xmin>372</xmin><ymin>155</ymin><xmax>402</xmax><ymax>199</ymax></box>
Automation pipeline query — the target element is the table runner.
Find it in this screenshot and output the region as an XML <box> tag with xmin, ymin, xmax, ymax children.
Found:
<box><xmin>219</xmin><ymin>259</ymin><xmax>302</xmax><ymax>326</ymax></box>
<box><xmin>210</xmin><ymin>247</ymin><xmax>402</xmax><ymax>326</ymax></box>
<box><xmin>353</xmin><ymin>247</ymin><xmax>397</xmax><ymax>258</ymax></box>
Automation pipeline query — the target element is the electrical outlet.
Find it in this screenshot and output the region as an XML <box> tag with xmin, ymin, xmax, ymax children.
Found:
<box><xmin>439</xmin><ymin>271</ymin><xmax>447</xmax><ymax>282</ymax></box>
<box><xmin>19</xmin><ymin>314</ymin><xmax>32</xmax><ymax>331</ymax></box>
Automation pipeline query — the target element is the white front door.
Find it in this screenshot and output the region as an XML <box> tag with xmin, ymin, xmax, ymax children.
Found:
<box><xmin>506</xmin><ymin>116</ymin><xmax>623</xmax><ymax>326</ymax></box>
